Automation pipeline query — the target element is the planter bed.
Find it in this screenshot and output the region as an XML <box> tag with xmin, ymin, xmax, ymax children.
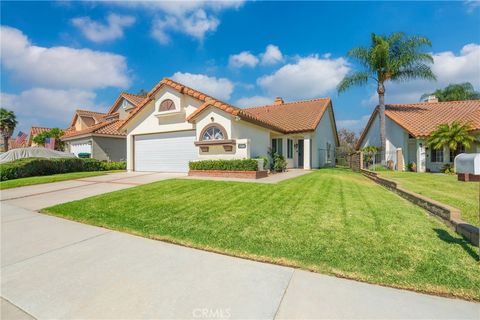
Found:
<box><xmin>188</xmin><ymin>169</ymin><xmax>268</xmax><ymax>179</ymax></box>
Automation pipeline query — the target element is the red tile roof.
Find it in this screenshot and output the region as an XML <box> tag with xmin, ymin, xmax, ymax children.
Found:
<box><xmin>68</xmin><ymin>109</ymin><xmax>107</xmax><ymax>127</ymax></box>
<box><xmin>120</xmin><ymin>77</ymin><xmax>335</xmax><ymax>135</ymax></box>
<box><xmin>62</xmin><ymin>119</ymin><xmax>126</xmax><ymax>139</ymax></box>
<box><xmin>357</xmin><ymin>100</ymin><xmax>480</xmax><ymax>149</ymax></box>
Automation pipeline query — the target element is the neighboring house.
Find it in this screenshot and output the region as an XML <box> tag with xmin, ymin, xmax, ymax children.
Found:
<box><xmin>119</xmin><ymin>78</ymin><xmax>339</xmax><ymax>172</ymax></box>
<box><xmin>357</xmin><ymin>99</ymin><xmax>480</xmax><ymax>172</ymax></box>
<box><xmin>62</xmin><ymin>92</ymin><xmax>145</xmax><ymax>161</ymax></box>
<box><xmin>28</xmin><ymin>127</ymin><xmax>52</xmax><ymax>146</ymax></box>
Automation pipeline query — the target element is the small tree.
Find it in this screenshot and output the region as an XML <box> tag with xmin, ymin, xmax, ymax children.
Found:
<box><xmin>33</xmin><ymin>128</ymin><xmax>65</xmax><ymax>151</ymax></box>
<box><xmin>427</xmin><ymin>121</ymin><xmax>477</xmax><ymax>153</ymax></box>
<box><xmin>362</xmin><ymin>145</ymin><xmax>380</xmax><ymax>168</ymax></box>
<box><xmin>0</xmin><ymin>108</ymin><xmax>18</xmax><ymax>151</ymax></box>
<box><xmin>421</xmin><ymin>82</ymin><xmax>480</xmax><ymax>102</ymax></box>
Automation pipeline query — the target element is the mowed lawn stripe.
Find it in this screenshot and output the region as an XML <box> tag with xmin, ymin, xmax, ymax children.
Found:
<box><xmin>44</xmin><ymin>168</ymin><xmax>480</xmax><ymax>301</ymax></box>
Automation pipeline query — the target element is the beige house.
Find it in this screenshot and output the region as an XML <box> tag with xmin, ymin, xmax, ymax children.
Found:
<box><xmin>357</xmin><ymin>99</ymin><xmax>480</xmax><ymax>172</ymax></box>
<box><xmin>62</xmin><ymin>92</ymin><xmax>145</xmax><ymax>161</ymax></box>
<box><xmin>120</xmin><ymin>78</ymin><xmax>339</xmax><ymax>172</ymax></box>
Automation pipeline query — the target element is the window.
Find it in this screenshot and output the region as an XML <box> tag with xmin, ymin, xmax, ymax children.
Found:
<box><xmin>431</xmin><ymin>148</ymin><xmax>443</xmax><ymax>163</ymax></box>
<box><xmin>326</xmin><ymin>142</ymin><xmax>332</xmax><ymax>162</ymax></box>
<box><xmin>159</xmin><ymin>99</ymin><xmax>175</xmax><ymax>112</ymax></box>
<box><xmin>201</xmin><ymin>125</ymin><xmax>225</xmax><ymax>141</ymax></box>
<box><xmin>449</xmin><ymin>145</ymin><xmax>466</xmax><ymax>162</ymax></box>
<box><xmin>121</xmin><ymin>100</ymin><xmax>130</xmax><ymax>109</ymax></box>
<box><xmin>287</xmin><ymin>139</ymin><xmax>293</xmax><ymax>159</ymax></box>
<box><xmin>272</xmin><ymin>138</ymin><xmax>283</xmax><ymax>156</ymax></box>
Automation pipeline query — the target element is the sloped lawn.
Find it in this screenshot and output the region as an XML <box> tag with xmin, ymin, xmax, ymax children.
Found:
<box><xmin>44</xmin><ymin>168</ymin><xmax>480</xmax><ymax>301</ymax></box>
<box><xmin>378</xmin><ymin>171</ymin><xmax>479</xmax><ymax>226</ymax></box>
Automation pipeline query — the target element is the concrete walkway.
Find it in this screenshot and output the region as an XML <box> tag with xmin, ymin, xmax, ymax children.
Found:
<box><xmin>1</xmin><ymin>174</ymin><xmax>479</xmax><ymax>319</ymax></box>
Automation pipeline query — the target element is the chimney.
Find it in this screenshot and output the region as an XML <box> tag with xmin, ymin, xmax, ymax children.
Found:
<box><xmin>425</xmin><ymin>95</ymin><xmax>438</xmax><ymax>103</ymax></box>
<box><xmin>274</xmin><ymin>97</ymin><xmax>284</xmax><ymax>105</ymax></box>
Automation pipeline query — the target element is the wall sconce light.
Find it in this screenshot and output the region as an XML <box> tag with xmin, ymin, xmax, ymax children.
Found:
<box><xmin>294</xmin><ymin>143</ymin><xmax>298</xmax><ymax>151</ymax></box>
<box><xmin>210</xmin><ymin>117</ymin><xmax>215</xmax><ymax>122</ymax></box>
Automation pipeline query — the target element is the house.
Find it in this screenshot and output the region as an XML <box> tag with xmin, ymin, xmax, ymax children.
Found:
<box><xmin>119</xmin><ymin>78</ymin><xmax>339</xmax><ymax>173</ymax></box>
<box><xmin>357</xmin><ymin>99</ymin><xmax>480</xmax><ymax>172</ymax></box>
<box><xmin>62</xmin><ymin>92</ymin><xmax>145</xmax><ymax>161</ymax></box>
<box><xmin>28</xmin><ymin>127</ymin><xmax>52</xmax><ymax>146</ymax></box>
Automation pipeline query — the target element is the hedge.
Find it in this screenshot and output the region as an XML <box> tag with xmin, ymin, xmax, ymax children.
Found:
<box><xmin>0</xmin><ymin>158</ymin><xmax>126</xmax><ymax>181</ymax></box>
<box><xmin>189</xmin><ymin>159</ymin><xmax>258</xmax><ymax>171</ymax></box>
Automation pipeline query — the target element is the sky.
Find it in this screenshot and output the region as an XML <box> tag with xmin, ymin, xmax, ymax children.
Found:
<box><xmin>1</xmin><ymin>0</ymin><xmax>479</xmax><ymax>135</ymax></box>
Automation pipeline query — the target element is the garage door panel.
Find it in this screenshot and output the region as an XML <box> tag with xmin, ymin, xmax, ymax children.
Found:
<box><xmin>134</xmin><ymin>131</ymin><xmax>197</xmax><ymax>172</ymax></box>
<box><xmin>70</xmin><ymin>142</ymin><xmax>92</xmax><ymax>157</ymax></box>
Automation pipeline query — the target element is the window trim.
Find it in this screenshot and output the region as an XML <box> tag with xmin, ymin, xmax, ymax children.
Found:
<box><xmin>431</xmin><ymin>148</ymin><xmax>444</xmax><ymax>163</ymax></box>
<box><xmin>272</xmin><ymin>138</ymin><xmax>283</xmax><ymax>156</ymax></box>
<box><xmin>199</xmin><ymin>123</ymin><xmax>228</xmax><ymax>141</ymax></box>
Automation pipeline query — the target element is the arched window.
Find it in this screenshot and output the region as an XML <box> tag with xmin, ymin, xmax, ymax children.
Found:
<box><xmin>201</xmin><ymin>124</ymin><xmax>227</xmax><ymax>141</ymax></box>
<box><xmin>159</xmin><ymin>99</ymin><xmax>175</xmax><ymax>112</ymax></box>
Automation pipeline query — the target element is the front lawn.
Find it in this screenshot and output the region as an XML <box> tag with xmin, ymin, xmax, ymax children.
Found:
<box><xmin>0</xmin><ymin>171</ymin><xmax>123</xmax><ymax>190</ymax></box>
<box><xmin>378</xmin><ymin>171</ymin><xmax>479</xmax><ymax>226</ymax></box>
<box><xmin>44</xmin><ymin>168</ymin><xmax>480</xmax><ymax>301</ymax></box>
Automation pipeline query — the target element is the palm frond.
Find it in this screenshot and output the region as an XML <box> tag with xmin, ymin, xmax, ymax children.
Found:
<box><xmin>337</xmin><ymin>72</ymin><xmax>370</xmax><ymax>93</ymax></box>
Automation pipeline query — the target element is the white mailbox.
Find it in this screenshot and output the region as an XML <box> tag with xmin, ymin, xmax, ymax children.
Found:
<box><xmin>454</xmin><ymin>153</ymin><xmax>480</xmax><ymax>175</ymax></box>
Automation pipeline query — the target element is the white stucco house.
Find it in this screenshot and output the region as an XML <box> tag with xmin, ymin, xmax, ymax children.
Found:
<box><xmin>357</xmin><ymin>99</ymin><xmax>480</xmax><ymax>172</ymax></box>
<box><xmin>119</xmin><ymin>78</ymin><xmax>339</xmax><ymax>172</ymax></box>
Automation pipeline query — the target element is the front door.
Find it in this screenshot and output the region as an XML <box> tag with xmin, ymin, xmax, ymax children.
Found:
<box><xmin>298</xmin><ymin>139</ymin><xmax>304</xmax><ymax>168</ymax></box>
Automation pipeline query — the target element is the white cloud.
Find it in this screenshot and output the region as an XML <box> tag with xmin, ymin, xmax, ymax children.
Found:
<box><xmin>257</xmin><ymin>55</ymin><xmax>350</xmax><ymax>100</ymax></box>
<box><xmin>464</xmin><ymin>0</ymin><xmax>480</xmax><ymax>13</ymax></box>
<box><xmin>171</xmin><ymin>72</ymin><xmax>234</xmax><ymax>101</ymax></box>
<box><xmin>336</xmin><ymin>115</ymin><xmax>371</xmax><ymax>134</ymax></box>
<box><xmin>260</xmin><ymin>44</ymin><xmax>283</xmax><ymax>65</ymax></box>
<box><xmin>72</xmin><ymin>13</ymin><xmax>136</xmax><ymax>43</ymax></box>
<box><xmin>235</xmin><ymin>95</ymin><xmax>273</xmax><ymax>107</ymax></box>
<box><xmin>1</xmin><ymin>88</ymin><xmax>98</xmax><ymax>133</ymax></box>
<box><xmin>0</xmin><ymin>26</ymin><xmax>130</xmax><ymax>90</ymax></box>
<box><xmin>229</xmin><ymin>51</ymin><xmax>259</xmax><ymax>68</ymax></box>
<box><xmin>109</xmin><ymin>1</ymin><xmax>244</xmax><ymax>44</ymax></box>
<box><xmin>361</xmin><ymin>43</ymin><xmax>480</xmax><ymax>106</ymax></box>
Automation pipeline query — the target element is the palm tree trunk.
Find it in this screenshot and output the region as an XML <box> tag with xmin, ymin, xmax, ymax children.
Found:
<box><xmin>378</xmin><ymin>82</ymin><xmax>386</xmax><ymax>165</ymax></box>
<box><xmin>3</xmin><ymin>136</ymin><xmax>9</xmax><ymax>152</ymax></box>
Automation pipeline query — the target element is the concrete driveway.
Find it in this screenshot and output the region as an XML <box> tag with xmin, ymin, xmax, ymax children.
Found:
<box><xmin>1</xmin><ymin>173</ymin><xmax>479</xmax><ymax>319</ymax></box>
<box><xmin>1</xmin><ymin>171</ymin><xmax>184</xmax><ymax>210</ymax></box>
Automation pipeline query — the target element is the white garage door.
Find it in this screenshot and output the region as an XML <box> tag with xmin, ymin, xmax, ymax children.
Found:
<box><xmin>70</xmin><ymin>142</ymin><xmax>92</xmax><ymax>157</ymax></box>
<box><xmin>134</xmin><ymin>131</ymin><xmax>197</xmax><ymax>172</ymax></box>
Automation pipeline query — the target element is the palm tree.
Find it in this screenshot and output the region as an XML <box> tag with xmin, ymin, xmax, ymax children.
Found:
<box><xmin>427</xmin><ymin>121</ymin><xmax>477</xmax><ymax>153</ymax></box>
<box><xmin>338</xmin><ymin>32</ymin><xmax>436</xmax><ymax>163</ymax></box>
<box><xmin>421</xmin><ymin>82</ymin><xmax>480</xmax><ymax>102</ymax></box>
<box><xmin>0</xmin><ymin>108</ymin><xmax>18</xmax><ymax>152</ymax></box>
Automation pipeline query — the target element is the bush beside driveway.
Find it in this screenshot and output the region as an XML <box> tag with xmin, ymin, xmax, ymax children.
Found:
<box><xmin>44</xmin><ymin>168</ymin><xmax>480</xmax><ymax>301</ymax></box>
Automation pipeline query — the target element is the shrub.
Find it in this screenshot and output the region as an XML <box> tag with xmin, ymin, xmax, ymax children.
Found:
<box><xmin>441</xmin><ymin>163</ymin><xmax>455</xmax><ymax>174</ymax></box>
<box><xmin>189</xmin><ymin>159</ymin><xmax>258</xmax><ymax>171</ymax></box>
<box><xmin>0</xmin><ymin>157</ymin><xmax>125</xmax><ymax>181</ymax></box>
<box><xmin>273</xmin><ymin>154</ymin><xmax>287</xmax><ymax>172</ymax></box>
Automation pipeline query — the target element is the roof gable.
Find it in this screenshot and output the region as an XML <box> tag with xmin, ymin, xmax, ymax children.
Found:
<box><xmin>107</xmin><ymin>92</ymin><xmax>146</xmax><ymax>115</ymax></box>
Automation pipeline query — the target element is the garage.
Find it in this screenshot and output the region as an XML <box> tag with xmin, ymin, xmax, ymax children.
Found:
<box><xmin>134</xmin><ymin>130</ymin><xmax>197</xmax><ymax>172</ymax></box>
<box><xmin>69</xmin><ymin>141</ymin><xmax>92</xmax><ymax>157</ymax></box>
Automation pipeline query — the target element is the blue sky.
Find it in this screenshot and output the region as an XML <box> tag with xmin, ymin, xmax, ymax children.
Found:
<box><xmin>1</xmin><ymin>1</ymin><xmax>479</xmax><ymax>135</ymax></box>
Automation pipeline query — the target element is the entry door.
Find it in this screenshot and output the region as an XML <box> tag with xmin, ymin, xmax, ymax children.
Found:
<box><xmin>298</xmin><ymin>139</ymin><xmax>304</xmax><ymax>168</ymax></box>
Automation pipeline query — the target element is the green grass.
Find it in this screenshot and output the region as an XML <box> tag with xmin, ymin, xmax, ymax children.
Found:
<box><xmin>44</xmin><ymin>168</ymin><xmax>480</xmax><ymax>301</ymax></box>
<box><xmin>0</xmin><ymin>171</ymin><xmax>123</xmax><ymax>190</ymax></box>
<box><xmin>379</xmin><ymin>171</ymin><xmax>479</xmax><ymax>226</ymax></box>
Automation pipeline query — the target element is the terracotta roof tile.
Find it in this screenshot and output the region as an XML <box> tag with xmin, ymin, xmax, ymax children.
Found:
<box><xmin>120</xmin><ymin>78</ymin><xmax>336</xmax><ymax>136</ymax></box>
<box><xmin>62</xmin><ymin>119</ymin><xmax>126</xmax><ymax>139</ymax></box>
<box><xmin>244</xmin><ymin>98</ymin><xmax>332</xmax><ymax>133</ymax></box>
<box><xmin>356</xmin><ymin>100</ymin><xmax>480</xmax><ymax>149</ymax></box>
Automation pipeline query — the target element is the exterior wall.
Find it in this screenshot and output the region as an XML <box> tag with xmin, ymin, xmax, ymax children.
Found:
<box><xmin>92</xmin><ymin>136</ymin><xmax>126</xmax><ymax>162</ymax></box>
<box><xmin>314</xmin><ymin>106</ymin><xmax>337</xmax><ymax>168</ymax></box>
<box><xmin>231</xmin><ymin>119</ymin><xmax>270</xmax><ymax>158</ymax></box>
<box><xmin>116</xmin><ymin>99</ymin><xmax>135</xmax><ymax>120</ymax></box>
<box><xmin>75</xmin><ymin>116</ymin><xmax>95</xmax><ymax>131</ymax></box>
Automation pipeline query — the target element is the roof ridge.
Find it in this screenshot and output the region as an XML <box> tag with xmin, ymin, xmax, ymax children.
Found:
<box><xmin>245</xmin><ymin>97</ymin><xmax>330</xmax><ymax>110</ymax></box>
<box><xmin>75</xmin><ymin>109</ymin><xmax>106</xmax><ymax>114</ymax></box>
<box><xmin>387</xmin><ymin>99</ymin><xmax>480</xmax><ymax>106</ymax></box>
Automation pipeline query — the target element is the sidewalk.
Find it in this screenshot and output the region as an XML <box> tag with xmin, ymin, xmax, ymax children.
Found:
<box><xmin>2</xmin><ymin>202</ymin><xmax>478</xmax><ymax>319</ymax></box>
